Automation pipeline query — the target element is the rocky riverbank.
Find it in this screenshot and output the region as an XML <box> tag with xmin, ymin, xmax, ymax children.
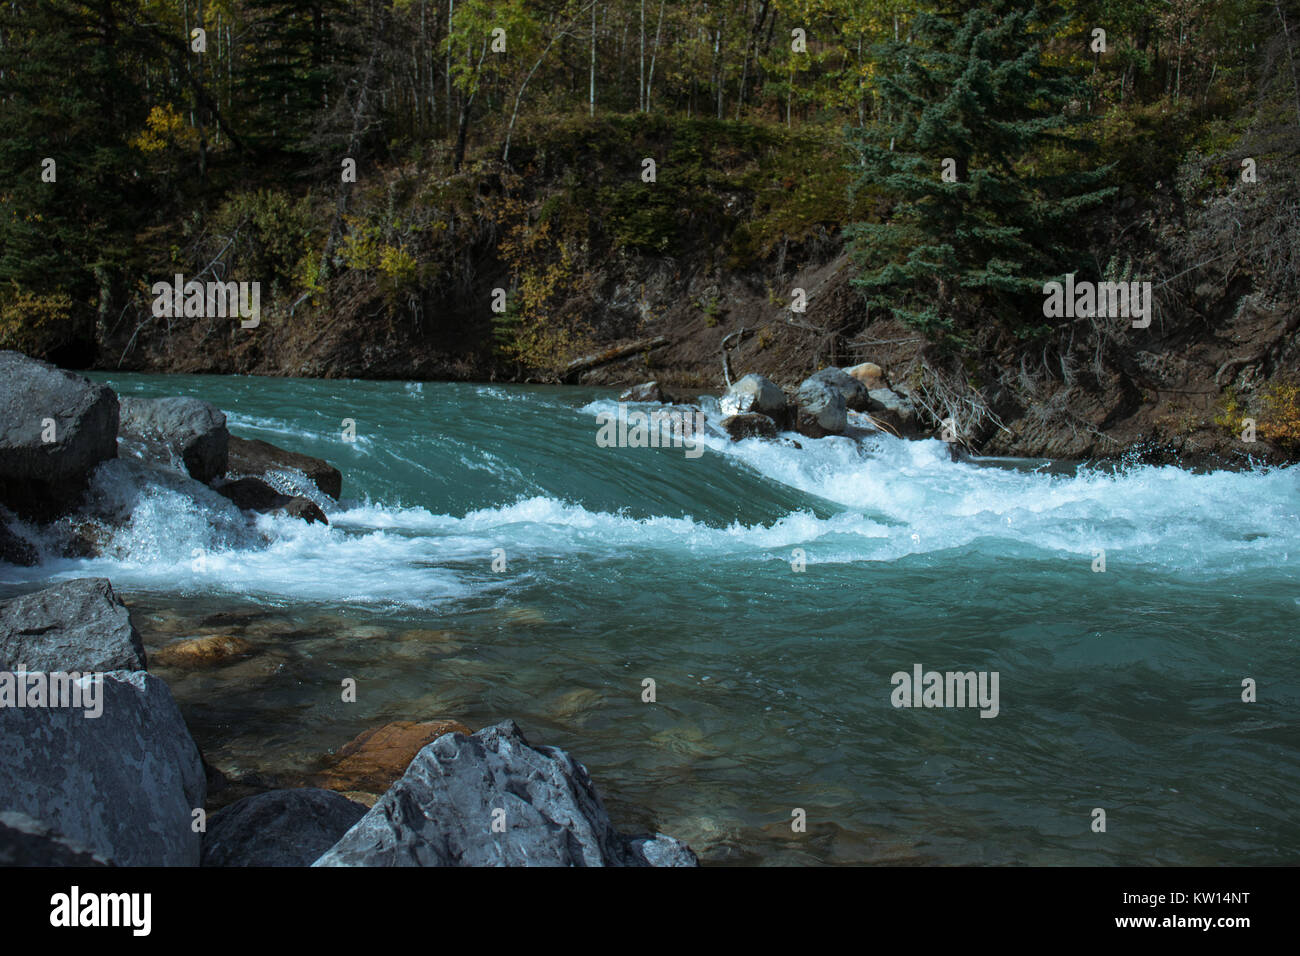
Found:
<box><xmin>0</xmin><ymin>351</ymin><xmax>697</xmax><ymax>866</ymax></box>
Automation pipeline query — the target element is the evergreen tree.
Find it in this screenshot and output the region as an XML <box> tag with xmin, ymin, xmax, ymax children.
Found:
<box><xmin>0</xmin><ymin>0</ymin><xmax>151</xmax><ymax>360</ymax></box>
<box><xmin>238</xmin><ymin>0</ymin><xmax>359</xmax><ymax>151</ymax></box>
<box><xmin>846</xmin><ymin>1</ymin><xmax>1115</xmax><ymax>345</ymax></box>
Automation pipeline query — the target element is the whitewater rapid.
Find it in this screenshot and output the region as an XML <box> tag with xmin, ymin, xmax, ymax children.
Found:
<box><xmin>2</xmin><ymin>388</ymin><xmax>1295</xmax><ymax>607</ymax></box>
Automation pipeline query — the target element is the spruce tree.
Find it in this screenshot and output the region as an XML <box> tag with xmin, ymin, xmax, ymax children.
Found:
<box><xmin>847</xmin><ymin>2</ymin><xmax>1114</xmax><ymax>345</ymax></box>
<box><xmin>0</xmin><ymin>0</ymin><xmax>150</xmax><ymax>360</ymax></box>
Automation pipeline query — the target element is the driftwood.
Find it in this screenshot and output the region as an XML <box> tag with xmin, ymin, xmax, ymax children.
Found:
<box><xmin>720</xmin><ymin>326</ymin><xmax>754</xmax><ymax>388</ymax></box>
<box><xmin>562</xmin><ymin>336</ymin><xmax>669</xmax><ymax>382</ymax></box>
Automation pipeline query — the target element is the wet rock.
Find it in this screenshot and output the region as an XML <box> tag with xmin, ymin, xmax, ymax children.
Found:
<box><xmin>0</xmin><ymin>351</ymin><xmax>118</xmax><ymax>518</ymax></box>
<box><xmin>0</xmin><ymin>578</ymin><xmax>147</xmax><ymax>673</ymax></box>
<box><xmin>720</xmin><ymin>412</ymin><xmax>778</xmax><ymax>440</ymax></box>
<box><xmin>212</xmin><ymin>476</ymin><xmax>328</xmax><ymax>525</ymax></box>
<box><xmin>619</xmin><ymin>381</ymin><xmax>664</xmax><ymax>403</ymax></box>
<box><xmin>795</xmin><ymin>377</ymin><xmax>848</xmax><ymax>437</ymax></box>
<box><xmin>283</xmin><ymin>496</ymin><xmax>329</xmax><ymax>524</ymax></box>
<box><xmin>313</xmin><ymin>719</ymin><xmax>698</xmax><ymax>867</ymax></box>
<box><xmin>0</xmin><ymin>811</ymin><xmax>113</xmax><ymax>866</ymax></box>
<box><xmin>201</xmin><ymin>789</ymin><xmax>368</xmax><ymax>867</ymax></box>
<box><xmin>501</xmin><ymin>606</ymin><xmax>547</xmax><ymax>627</ymax></box>
<box><xmin>118</xmin><ymin>395</ymin><xmax>229</xmax><ymax>484</ymax></box>
<box><xmin>0</xmin><ymin>670</ymin><xmax>206</xmax><ymax>866</ymax></box>
<box><xmin>719</xmin><ymin>373</ymin><xmax>789</xmax><ymax>426</ymax></box>
<box><xmin>865</xmin><ymin>387</ymin><xmax>922</xmax><ymax>437</ymax></box>
<box><xmin>808</xmin><ymin>367</ymin><xmax>871</xmax><ymax>412</ymax></box>
<box><xmin>845</xmin><ymin>362</ymin><xmax>887</xmax><ymax>390</ymax></box>
<box><xmin>51</xmin><ymin>515</ymin><xmax>113</xmax><ymax>559</ymax></box>
<box><xmin>317</xmin><ymin>719</ymin><xmax>472</xmax><ymax>794</ymax></box>
<box><xmin>227</xmin><ymin>435</ymin><xmax>341</xmax><ymax>500</ymax></box>
<box><xmin>152</xmin><ymin>634</ymin><xmax>255</xmax><ymax>669</ymax></box>
<box><xmin>0</xmin><ymin>515</ymin><xmax>38</xmax><ymax>567</ymax></box>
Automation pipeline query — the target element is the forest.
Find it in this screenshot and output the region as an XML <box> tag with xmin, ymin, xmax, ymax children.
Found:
<box><xmin>1</xmin><ymin>0</ymin><xmax>1297</xmax><ymax>450</ymax></box>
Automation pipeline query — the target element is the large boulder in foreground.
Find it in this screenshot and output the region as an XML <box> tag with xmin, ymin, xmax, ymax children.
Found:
<box><xmin>0</xmin><ymin>351</ymin><xmax>118</xmax><ymax>517</ymax></box>
<box><xmin>201</xmin><ymin>789</ymin><xmax>368</xmax><ymax>867</ymax></box>
<box><xmin>0</xmin><ymin>811</ymin><xmax>113</xmax><ymax>866</ymax></box>
<box><xmin>0</xmin><ymin>578</ymin><xmax>147</xmax><ymax>673</ymax></box>
<box><xmin>118</xmin><ymin>395</ymin><xmax>228</xmax><ymax>484</ymax></box>
<box><xmin>313</xmin><ymin>720</ymin><xmax>698</xmax><ymax>867</ymax></box>
<box><xmin>808</xmin><ymin>367</ymin><xmax>870</xmax><ymax>412</ymax></box>
<box><xmin>719</xmin><ymin>373</ymin><xmax>789</xmax><ymax>427</ymax></box>
<box><xmin>227</xmin><ymin>435</ymin><xmax>341</xmax><ymax>500</ymax></box>
<box><xmin>795</xmin><ymin>376</ymin><xmax>848</xmax><ymax>438</ymax></box>
<box><xmin>0</xmin><ymin>670</ymin><xmax>206</xmax><ymax>866</ymax></box>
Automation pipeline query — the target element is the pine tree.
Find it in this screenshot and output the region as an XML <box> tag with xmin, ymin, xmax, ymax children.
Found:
<box><xmin>0</xmin><ymin>0</ymin><xmax>151</xmax><ymax>360</ymax></box>
<box><xmin>847</xmin><ymin>2</ymin><xmax>1115</xmax><ymax>345</ymax></box>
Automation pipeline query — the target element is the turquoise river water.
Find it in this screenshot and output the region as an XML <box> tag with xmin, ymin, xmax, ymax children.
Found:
<box><xmin>2</xmin><ymin>372</ymin><xmax>1297</xmax><ymax>865</ymax></box>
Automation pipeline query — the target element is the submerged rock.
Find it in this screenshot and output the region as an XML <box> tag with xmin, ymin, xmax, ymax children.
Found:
<box><xmin>0</xmin><ymin>670</ymin><xmax>206</xmax><ymax>866</ymax></box>
<box><xmin>227</xmin><ymin>435</ymin><xmax>341</xmax><ymax>500</ymax></box>
<box><xmin>118</xmin><ymin>395</ymin><xmax>229</xmax><ymax>484</ymax></box>
<box><xmin>201</xmin><ymin>789</ymin><xmax>368</xmax><ymax>867</ymax></box>
<box><xmin>720</xmin><ymin>412</ymin><xmax>778</xmax><ymax>440</ymax></box>
<box><xmin>152</xmin><ymin>634</ymin><xmax>254</xmax><ymax>669</ymax></box>
<box><xmin>795</xmin><ymin>376</ymin><xmax>848</xmax><ymax>437</ymax></box>
<box><xmin>0</xmin><ymin>578</ymin><xmax>147</xmax><ymax>673</ymax></box>
<box><xmin>719</xmin><ymin>373</ymin><xmax>789</xmax><ymax>426</ymax></box>
<box><xmin>317</xmin><ymin>719</ymin><xmax>472</xmax><ymax>795</ymax></box>
<box><xmin>0</xmin><ymin>351</ymin><xmax>118</xmax><ymax>518</ymax></box>
<box><xmin>619</xmin><ymin>381</ymin><xmax>664</xmax><ymax>403</ymax></box>
<box><xmin>313</xmin><ymin>720</ymin><xmax>698</xmax><ymax>867</ymax></box>
<box><xmin>212</xmin><ymin>476</ymin><xmax>329</xmax><ymax>525</ymax></box>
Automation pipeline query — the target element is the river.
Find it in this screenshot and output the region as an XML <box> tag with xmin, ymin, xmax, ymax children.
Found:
<box><xmin>2</xmin><ymin>372</ymin><xmax>1296</xmax><ymax>865</ymax></box>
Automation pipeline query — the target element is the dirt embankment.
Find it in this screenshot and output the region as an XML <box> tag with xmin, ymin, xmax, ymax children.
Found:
<box><xmin>100</xmin><ymin>228</ymin><xmax>1298</xmax><ymax>469</ymax></box>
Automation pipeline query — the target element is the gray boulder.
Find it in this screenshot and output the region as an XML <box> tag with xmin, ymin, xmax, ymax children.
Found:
<box><xmin>201</xmin><ymin>789</ymin><xmax>368</xmax><ymax>867</ymax></box>
<box><xmin>0</xmin><ymin>351</ymin><xmax>118</xmax><ymax>517</ymax></box>
<box><xmin>228</xmin><ymin>435</ymin><xmax>341</xmax><ymax>500</ymax></box>
<box><xmin>719</xmin><ymin>374</ymin><xmax>789</xmax><ymax>426</ymax></box>
<box><xmin>795</xmin><ymin>376</ymin><xmax>848</xmax><ymax>437</ymax></box>
<box><xmin>808</xmin><ymin>367</ymin><xmax>871</xmax><ymax>412</ymax></box>
<box><xmin>0</xmin><ymin>578</ymin><xmax>147</xmax><ymax>673</ymax></box>
<box><xmin>720</xmin><ymin>413</ymin><xmax>778</xmax><ymax>441</ymax></box>
<box><xmin>865</xmin><ymin>387</ymin><xmax>922</xmax><ymax>437</ymax></box>
<box><xmin>0</xmin><ymin>670</ymin><xmax>206</xmax><ymax>866</ymax></box>
<box><xmin>118</xmin><ymin>396</ymin><xmax>228</xmax><ymax>484</ymax></box>
<box><xmin>0</xmin><ymin>811</ymin><xmax>113</xmax><ymax>866</ymax></box>
<box><xmin>313</xmin><ymin>720</ymin><xmax>697</xmax><ymax>867</ymax></box>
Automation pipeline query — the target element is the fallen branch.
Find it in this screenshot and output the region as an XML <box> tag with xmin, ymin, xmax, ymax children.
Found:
<box><xmin>562</xmin><ymin>335</ymin><xmax>669</xmax><ymax>382</ymax></box>
<box><xmin>720</xmin><ymin>326</ymin><xmax>754</xmax><ymax>388</ymax></box>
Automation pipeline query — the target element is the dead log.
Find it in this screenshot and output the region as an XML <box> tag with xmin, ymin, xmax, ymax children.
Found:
<box><xmin>562</xmin><ymin>336</ymin><xmax>670</xmax><ymax>382</ymax></box>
